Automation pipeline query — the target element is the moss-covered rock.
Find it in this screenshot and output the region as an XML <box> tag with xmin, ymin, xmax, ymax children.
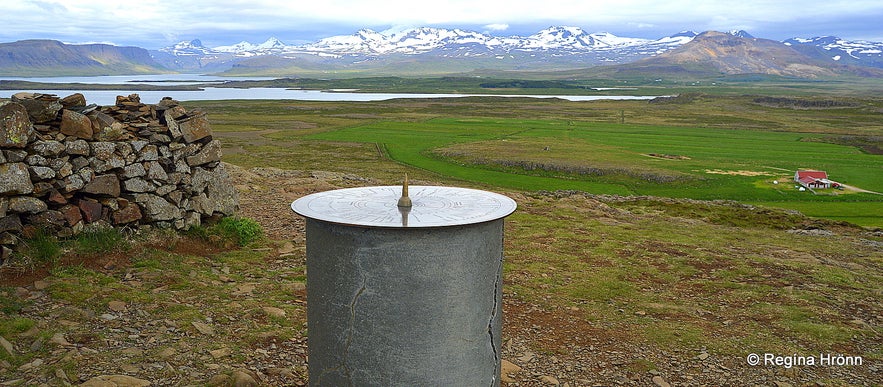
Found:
<box><xmin>0</xmin><ymin>102</ymin><xmax>34</xmax><ymax>149</ymax></box>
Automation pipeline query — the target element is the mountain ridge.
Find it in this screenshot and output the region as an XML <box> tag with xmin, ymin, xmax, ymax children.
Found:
<box><xmin>143</xmin><ymin>27</ymin><xmax>702</xmax><ymax>75</ymax></box>
<box><xmin>1</xmin><ymin>27</ymin><xmax>881</xmax><ymax>77</ymax></box>
<box><xmin>577</xmin><ymin>31</ymin><xmax>883</xmax><ymax>79</ymax></box>
<box><xmin>151</xmin><ymin>27</ymin><xmax>883</xmax><ymax>76</ymax></box>
<box><xmin>0</xmin><ymin>39</ymin><xmax>168</xmax><ymax>76</ymax></box>
<box><xmin>157</xmin><ymin>26</ymin><xmax>693</xmax><ymax>58</ymax></box>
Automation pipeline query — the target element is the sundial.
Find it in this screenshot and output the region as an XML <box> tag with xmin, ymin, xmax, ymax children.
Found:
<box><xmin>291</xmin><ymin>179</ymin><xmax>516</xmax><ymax>228</ymax></box>
<box><xmin>294</xmin><ymin>177</ymin><xmax>515</xmax><ymax>383</ymax></box>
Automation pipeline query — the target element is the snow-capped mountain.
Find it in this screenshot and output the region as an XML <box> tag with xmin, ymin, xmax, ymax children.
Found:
<box><xmin>147</xmin><ymin>27</ymin><xmax>883</xmax><ymax>75</ymax></box>
<box><xmin>213</xmin><ymin>41</ymin><xmax>260</xmax><ymax>53</ymax></box>
<box><xmin>304</xmin><ymin>29</ymin><xmax>391</xmax><ymax>54</ymax></box>
<box><xmin>155</xmin><ymin>27</ymin><xmax>695</xmax><ymax>59</ymax></box>
<box><xmin>163</xmin><ymin>39</ymin><xmax>214</xmax><ymax>56</ymax></box>
<box><xmin>299</xmin><ymin>26</ymin><xmax>691</xmax><ymax>56</ymax></box>
<box><xmin>784</xmin><ymin>36</ymin><xmax>883</xmax><ymax>68</ymax></box>
<box><xmin>150</xmin><ymin>26</ymin><xmax>704</xmax><ymax>73</ymax></box>
<box><xmin>518</xmin><ymin>26</ymin><xmax>611</xmax><ymax>50</ymax></box>
<box><xmin>303</xmin><ymin>27</ymin><xmax>498</xmax><ymax>54</ymax></box>
<box><xmin>151</xmin><ymin>39</ymin><xmax>238</xmax><ymax>71</ymax></box>
<box><xmin>215</xmin><ymin>37</ymin><xmax>288</xmax><ymax>55</ymax></box>
<box><xmin>160</xmin><ymin>37</ymin><xmax>288</xmax><ymax>56</ymax></box>
<box><xmin>728</xmin><ymin>30</ymin><xmax>754</xmax><ymax>38</ymax></box>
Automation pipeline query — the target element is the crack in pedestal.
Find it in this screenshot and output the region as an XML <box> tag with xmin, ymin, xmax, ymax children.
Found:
<box><xmin>314</xmin><ymin>268</ymin><xmax>367</xmax><ymax>386</ymax></box>
<box><xmin>339</xmin><ymin>280</ymin><xmax>367</xmax><ymax>385</ymax></box>
<box><xmin>487</xmin><ymin>249</ymin><xmax>503</xmax><ymax>386</ymax></box>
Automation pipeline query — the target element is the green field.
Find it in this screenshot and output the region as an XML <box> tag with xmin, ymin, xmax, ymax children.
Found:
<box><xmin>185</xmin><ymin>94</ymin><xmax>882</xmax><ymax>227</ymax></box>
<box><xmin>305</xmin><ymin>117</ymin><xmax>882</xmax><ymax>226</ymax></box>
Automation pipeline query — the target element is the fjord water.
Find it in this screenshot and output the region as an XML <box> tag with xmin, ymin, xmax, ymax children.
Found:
<box><xmin>1</xmin><ymin>75</ymin><xmax>658</xmax><ymax>105</ymax></box>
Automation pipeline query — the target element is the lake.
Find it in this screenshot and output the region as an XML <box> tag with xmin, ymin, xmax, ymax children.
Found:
<box><xmin>1</xmin><ymin>74</ymin><xmax>661</xmax><ymax>105</ymax></box>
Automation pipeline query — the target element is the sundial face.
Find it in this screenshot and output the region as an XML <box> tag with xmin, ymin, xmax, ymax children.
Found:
<box><xmin>291</xmin><ymin>186</ymin><xmax>517</xmax><ymax>228</ymax></box>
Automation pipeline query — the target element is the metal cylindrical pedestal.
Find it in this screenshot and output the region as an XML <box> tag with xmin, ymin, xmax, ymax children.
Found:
<box><xmin>306</xmin><ymin>218</ymin><xmax>502</xmax><ymax>386</ymax></box>
<box><xmin>292</xmin><ymin>185</ymin><xmax>515</xmax><ymax>387</ymax></box>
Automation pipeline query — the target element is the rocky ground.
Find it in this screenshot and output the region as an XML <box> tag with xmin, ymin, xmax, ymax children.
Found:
<box><xmin>1</xmin><ymin>164</ymin><xmax>879</xmax><ymax>386</ymax></box>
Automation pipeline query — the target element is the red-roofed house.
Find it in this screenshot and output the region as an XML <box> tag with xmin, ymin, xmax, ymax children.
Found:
<box><xmin>794</xmin><ymin>170</ymin><xmax>831</xmax><ymax>189</ymax></box>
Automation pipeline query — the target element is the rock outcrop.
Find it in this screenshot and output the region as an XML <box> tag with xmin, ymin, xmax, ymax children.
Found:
<box><xmin>0</xmin><ymin>92</ymin><xmax>238</xmax><ymax>263</ymax></box>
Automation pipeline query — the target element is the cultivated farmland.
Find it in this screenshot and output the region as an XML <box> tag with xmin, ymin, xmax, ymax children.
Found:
<box><xmin>200</xmin><ymin>95</ymin><xmax>883</xmax><ymax>226</ymax></box>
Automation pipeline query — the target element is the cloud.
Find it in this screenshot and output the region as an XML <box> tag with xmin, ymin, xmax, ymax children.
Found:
<box><xmin>629</xmin><ymin>23</ymin><xmax>656</xmax><ymax>29</ymax></box>
<box><xmin>2</xmin><ymin>0</ymin><xmax>881</xmax><ymax>47</ymax></box>
<box><xmin>483</xmin><ymin>24</ymin><xmax>509</xmax><ymax>31</ymax></box>
<box><xmin>27</xmin><ymin>0</ymin><xmax>68</xmax><ymax>13</ymax></box>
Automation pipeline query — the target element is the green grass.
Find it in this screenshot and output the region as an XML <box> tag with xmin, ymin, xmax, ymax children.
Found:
<box><xmin>751</xmin><ymin>201</ymin><xmax>883</xmax><ymax>227</ymax></box>
<box><xmin>0</xmin><ymin>317</ymin><xmax>35</xmax><ymax>338</ymax></box>
<box><xmin>46</xmin><ymin>265</ymin><xmax>116</xmax><ymax>305</ymax></box>
<box><xmin>182</xmin><ymin>216</ymin><xmax>266</xmax><ymax>248</ymax></box>
<box><xmin>503</xmin><ymin>193</ymin><xmax>882</xmax><ymax>357</ymax></box>
<box><xmin>306</xmin><ymin>119</ymin><xmax>634</xmax><ymax>194</ymax></box>
<box><xmin>214</xmin><ymin>217</ymin><xmax>264</xmax><ymax>247</ymax></box>
<box><xmin>18</xmin><ymin>229</ymin><xmax>63</xmax><ymax>266</ymax></box>
<box><xmin>0</xmin><ymin>293</ymin><xmax>27</xmax><ymax>315</ymax></box>
<box><xmin>305</xmin><ymin>117</ymin><xmax>882</xmax><ymax>226</ymax></box>
<box><xmin>73</xmin><ymin>227</ymin><xmax>129</xmax><ymax>255</ymax></box>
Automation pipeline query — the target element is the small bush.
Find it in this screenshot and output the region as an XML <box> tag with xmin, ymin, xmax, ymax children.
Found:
<box><xmin>214</xmin><ymin>217</ymin><xmax>264</xmax><ymax>247</ymax></box>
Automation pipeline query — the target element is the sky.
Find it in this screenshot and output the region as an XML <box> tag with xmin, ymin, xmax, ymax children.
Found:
<box><xmin>2</xmin><ymin>0</ymin><xmax>882</xmax><ymax>49</ymax></box>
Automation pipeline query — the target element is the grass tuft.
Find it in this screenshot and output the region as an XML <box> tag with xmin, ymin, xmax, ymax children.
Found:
<box><xmin>183</xmin><ymin>224</ymin><xmax>211</xmax><ymax>241</ymax></box>
<box><xmin>74</xmin><ymin>226</ymin><xmax>129</xmax><ymax>255</ymax></box>
<box><xmin>19</xmin><ymin>228</ymin><xmax>63</xmax><ymax>267</ymax></box>
<box><xmin>214</xmin><ymin>217</ymin><xmax>264</xmax><ymax>247</ymax></box>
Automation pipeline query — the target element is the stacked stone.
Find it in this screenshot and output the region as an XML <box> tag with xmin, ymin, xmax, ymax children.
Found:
<box><xmin>0</xmin><ymin>93</ymin><xmax>238</xmax><ymax>263</ymax></box>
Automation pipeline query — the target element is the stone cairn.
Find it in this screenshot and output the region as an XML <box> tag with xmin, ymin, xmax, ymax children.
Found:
<box><xmin>0</xmin><ymin>92</ymin><xmax>238</xmax><ymax>263</ymax></box>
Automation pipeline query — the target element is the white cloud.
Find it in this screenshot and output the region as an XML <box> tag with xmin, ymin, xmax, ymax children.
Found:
<box><xmin>484</xmin><ymin>24</ymin><xmax>509</xmax><ymax>31</ymax></box>
<box><xmin>2</xmin><ymin>0</ymin><xmax>881</xmax><ymax>46</ymax></box>
<box><xmin>629</xmin><ymin>23</ymin><xmax>656</xmax><ymax>29</ymax></box>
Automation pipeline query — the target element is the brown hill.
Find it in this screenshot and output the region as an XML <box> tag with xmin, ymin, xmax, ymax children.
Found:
<box><xmin>648</xmin><ymin>31</ymin><xmax>835</xmax><ymax>77</ymax></box>
<box><xmin>578</xmin><ymin>30</ymin><xmax>883</xmax><ymax>79</ymax></box>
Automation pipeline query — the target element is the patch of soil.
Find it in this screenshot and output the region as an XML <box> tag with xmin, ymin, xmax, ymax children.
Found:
<box><xmin>704</xmin><ymin>169</ymin><xmax>775</xmax><ymax>176</ymax></box>
<box><xmin>645</xmin><ymin>153</ymin><xmax>691</xmax><ymax>160</ymax></box>
<box><xmin>0</xmin><ymin>265</ymin><xmax>55</xmax><ymax>287</ymax></box>
<box><xmin>0</xmin><ymin>250</ymin><xmax>131</xmax><ymax>287</ymax></box>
